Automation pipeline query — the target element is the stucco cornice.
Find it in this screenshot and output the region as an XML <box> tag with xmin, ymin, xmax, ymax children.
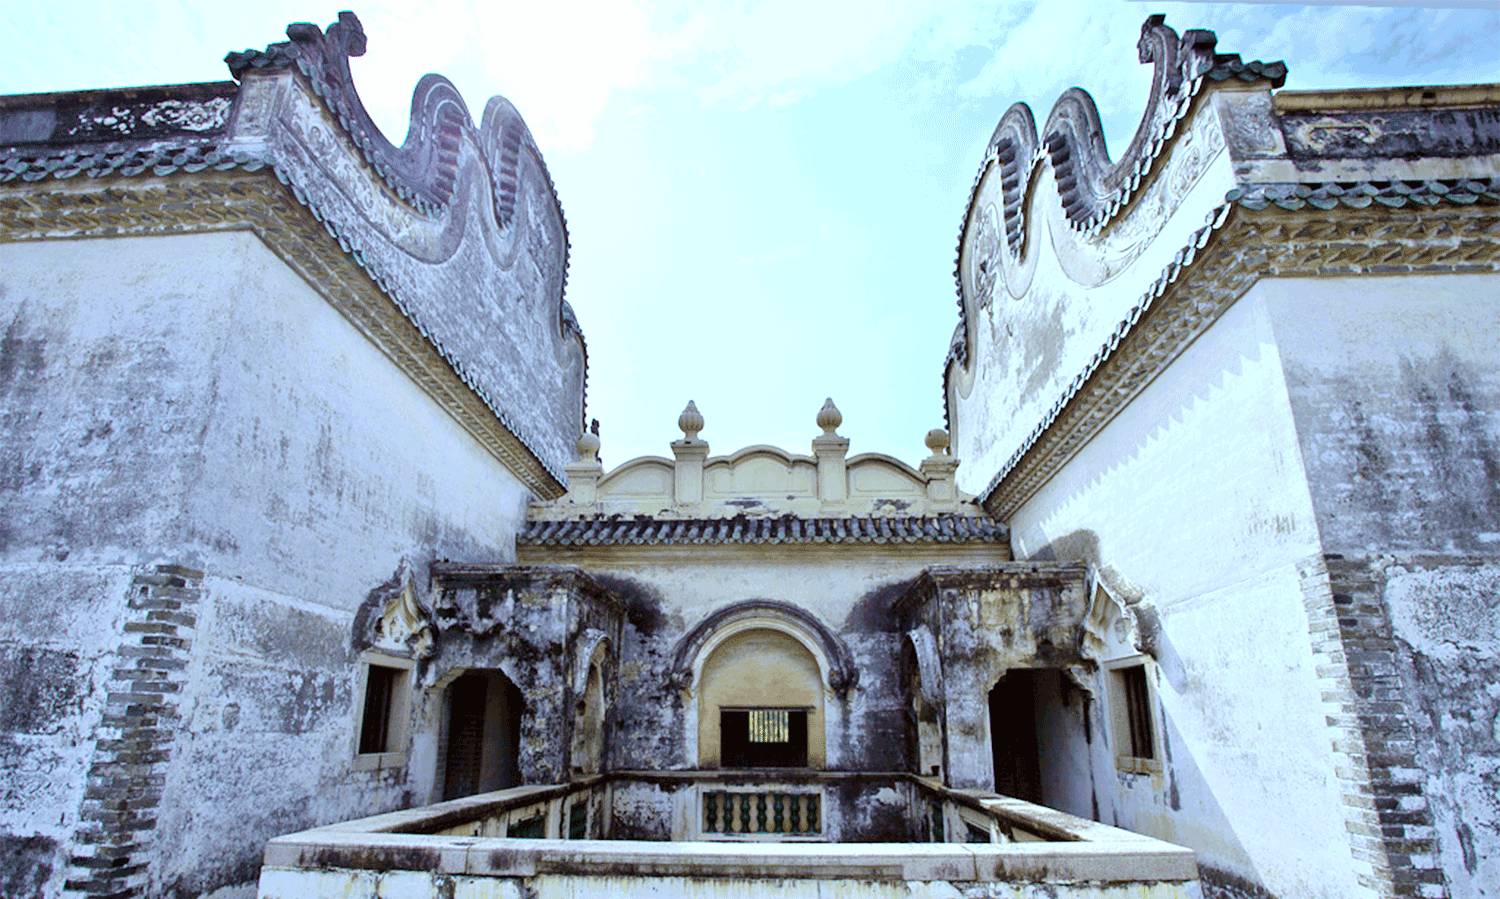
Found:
<box><xmin>430</xmin><ymin>562</ymin><xmax>622</xmax><ymax>614</ymax></box>
<box><xmin>0</xmin><ymin>172</ymin><xmax>567</xmax><ymax>498</ymax></box>
<box><xmin>893</xmin><ymin>563</ymin><xmax>1090</xmax><ymax>619</ymax></box>
<box><xmin>978</xmin><ymin>201</ymin><xmax>1500</xmax><ymax>519</ymax></box>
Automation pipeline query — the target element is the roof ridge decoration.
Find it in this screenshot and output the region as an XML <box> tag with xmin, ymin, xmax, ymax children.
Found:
<box><xmin>227</xmin><ymin>13</ymin><xmax>458</xmax><ymax>213</ymax></box>
<box><xmin>1</xmin><ymin>12</ymin><xmax>588</xmax><ymax>494</ymax></box>
<box><xmin>981</xmin><ymin>15</ymin><xmax>1284</xmax><ymax>253</ymax></box>
<box><xmin>948</xmin><ymin>15</ymin><xmax>1286</xmax><ymax>370</ymax></box>
<box><xmin>518</xmin><ymin>512</ymin><xmax>1008</xmax><ymax>548</ymax></box>
<box><xmin>227</xmin><ymin>11</ymin><xmax>548</xmax><ymax>224</ymax></box>
<box><xmin>217</xmin><ymin>11</ymin><xmax>586</xmax><ymax>486</ymax></box>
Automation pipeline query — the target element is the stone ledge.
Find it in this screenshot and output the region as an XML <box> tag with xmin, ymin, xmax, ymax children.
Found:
<box><xmin>262</xmin><ymin>836</ymin><xmax>1199</xmax><ymax>883</ymax></box>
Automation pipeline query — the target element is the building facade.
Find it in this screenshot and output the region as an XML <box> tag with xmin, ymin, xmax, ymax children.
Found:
<box><xmin>0</xmin><ymin>11</ymin><xmax>1496</xmax><ymax>899</ymax></box>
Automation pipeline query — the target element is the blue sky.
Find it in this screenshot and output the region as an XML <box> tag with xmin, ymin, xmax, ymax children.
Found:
<box><xmin>4</xmin><ymin>1</ymin><xmax>1498</xmax><ymax>469</ymax></box>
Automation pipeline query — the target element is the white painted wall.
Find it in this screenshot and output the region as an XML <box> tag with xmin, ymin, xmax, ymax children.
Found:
<box><xmin>1007</xmin><ymin>289</ymin><xmax>1366</xmax><ymax>898</ymax></box>
<box><xmin>1263</xmin><ymin>272</ymin><xmax>1500</xmax><ymax>557</ymax></box>
<box><xmin>1265</xmin><ymin>273</ymin><xmax>1500</xmax><ymax>899</ymax></box>
<box><xmin>0</xmin><ymin>231</ymin><xmax>539</xmax><ymax>896</ymax></box>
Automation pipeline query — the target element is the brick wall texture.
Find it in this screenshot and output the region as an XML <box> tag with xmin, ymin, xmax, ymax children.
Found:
<box><xmin>1300</xmin><ymin>554</ymin><xmax>1448</xmax><ymax>899</ymax></box>
<box><xmin>62</xmin><ymin>565</ymin><xmax>204</xmax><ymax>898</ymax></box>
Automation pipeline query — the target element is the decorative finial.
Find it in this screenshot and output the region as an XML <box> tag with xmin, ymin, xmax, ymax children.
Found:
<box><xmin>678</xmin><ymin>400</ymin><xmax>704</xmax><ymax>441</ymax></box>
<box><xmin>816</xmin><ymin>398</ymin><xmax>843</xmax><ymax>435</ymax></box>
<box><xmin>576</xmin><ymin>428</ymin><xmax>600</xmax><ymax>462</ymax></box>
<box><xmin>924</xmin><ymin>428</ymin><xmax>950</xmax><ymax>456</ymax></box>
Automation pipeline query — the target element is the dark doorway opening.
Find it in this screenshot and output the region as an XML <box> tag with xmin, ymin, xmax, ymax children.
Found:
<box><xmin>442</xmin><ymin>670</ymin><xmax>523</xmax><ymax>800</ymax></box>
<box><xmin>720</xmin><ymin>708</ymin><xmax>808</xmax><ymax>768</ymax></box>
<box><xmin>988</xmin><ymin>670</ymin><xmax>1042</xmax><ymax>803</ymax></box>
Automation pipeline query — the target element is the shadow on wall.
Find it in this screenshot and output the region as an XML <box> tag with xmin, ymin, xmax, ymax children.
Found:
<box><xmin>1147</xmin><ymin>628</ymin><xmax>1272</xmax><ymax>897</ymax></box>
<box><xmin>1016</xmin><ymin>526</ymin><xmax>1276</xmax><ymax>896</ymax></box>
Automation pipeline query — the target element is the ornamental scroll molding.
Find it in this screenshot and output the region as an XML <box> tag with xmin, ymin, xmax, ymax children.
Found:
<box><xmin>668</xmin><ymin>600</ymin><xmax>858</xmax><ymax>694</ymax></box>
<box><xmin>947</xmin><ymin>15</ymin><xmax>1285</xmax><ymax>375</ymax></box>
<box><xmin>978</xmin><ymin>202</ymin><xmax>1500</xmax><ymax>519</ymax></box>
<box><xmin>572</xmin><ymin>628</ymin><xmax>611</xmax><ymax>698</ymax></box>
<box><xmin>1079</xmin><ymin>580</ymin><xmax>1159</xmax><ymax>664</ymax></box>
<box><xmin>905</xmin><ymin>625</ymin><xmax>945</xmax><ymax>709</ymax></box>
<box><xmin>223</xmin><ymin>12</ymin><xmax>587</xmax><ymax>479</ymax></box>
<box><xmin>356</xmin><ymin>559</ymin><xmax>436</xmax><ymax>659</ymax></box>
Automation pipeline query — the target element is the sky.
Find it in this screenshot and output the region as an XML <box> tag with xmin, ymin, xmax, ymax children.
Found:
<box><xmin>3</xmin><ymin>1</ymin><xmax>1498</xmax><ymax>468</ymax></box>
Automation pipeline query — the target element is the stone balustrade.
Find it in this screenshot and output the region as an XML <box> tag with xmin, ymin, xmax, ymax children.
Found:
<box><xmin>257</xmin><ymin>771</ymin><xmax>1199</xmax><ymax>897</ymax></box>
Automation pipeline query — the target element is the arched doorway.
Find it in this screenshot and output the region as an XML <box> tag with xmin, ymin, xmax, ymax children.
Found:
<box><xmin>441</xmin><ymin>669</ymin><xmax>523</xmax><ymax>800</ymax></box>
<box><xmin>697</xmin><ymin>628</ymin><xmax>825</xmax><ymax>769</ymax></box>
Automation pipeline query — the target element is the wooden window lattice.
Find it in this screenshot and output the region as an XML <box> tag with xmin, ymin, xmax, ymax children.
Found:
<box><xmin>747</xmin><ymin>708</ymin><xmax>790</xmax><ymax>743</ymax></box>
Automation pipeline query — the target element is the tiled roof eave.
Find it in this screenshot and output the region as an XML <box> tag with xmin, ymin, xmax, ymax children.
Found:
<box><xmin>517</xmin><ymin>514</ymin><xmax>1009</xmax><ymax>548</ymax></box>
<box><xmin>974</xmin><ymin>184</ymin><xmax>1500</xmax><ymax>517</ymax></box>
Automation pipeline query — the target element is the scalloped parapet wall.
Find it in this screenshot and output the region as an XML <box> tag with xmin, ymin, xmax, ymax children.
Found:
<box><xmin>0</xmin><ymin>12</ymin><xmax>586</xmax><ymax>494</ymax></box>
<box><xmin>540</xmin><ymin>446</ymin><xmax>958</xmax><ymax>519</ymax></box>
<box><xmin>943</xmin><ymin>14</ymin><xmax>1500</xmax><ymax>515</ymax></box>
<box><xmin>222</xmin><ymin>12</ymin><xmax>586</xmax><ymax>484</ymax></box>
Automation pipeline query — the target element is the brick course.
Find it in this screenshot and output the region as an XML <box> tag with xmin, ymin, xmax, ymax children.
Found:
<box><xmin>1299</xmin><ymin>554</ymin><xmax>1448</xmax><ymax>899</ymax></box>
<box><xmin>62</xmin><ymin>565</ymin><xmax>204</xmax><ymax>898</ymax></box>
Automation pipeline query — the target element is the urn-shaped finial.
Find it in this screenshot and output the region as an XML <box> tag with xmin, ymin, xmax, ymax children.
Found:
<box><xmin>576</xmin><ymin>429</ymin><xmax>601</xmax><ymax>461</ymax></box>
<box><xmin>816</xmin><ymin>398</ymin><xmax>843</xmax><ymax>435</ymax></box>
<box><xmin>678</xmin><ymin>400</ymin><xmax>704</xmax><ymax>441</ymax></box>
<box><xmin>924</xmin><ymin>428</ymin><xmax>950</xmax><ymax>456</ymax></box>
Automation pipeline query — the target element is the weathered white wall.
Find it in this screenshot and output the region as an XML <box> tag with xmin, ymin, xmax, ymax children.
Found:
<box><xmin>1</xmin><ymin>233</ymin><xmax>252</xmax><ymax>895</ymax></box>
<box><xmin>1266</xmin><ymin>273</ymin><xmax>1500</xmax><ymax>899</ymax></box>
<box><xmin>1264</xmin><ymin>273</ymin><xmax>1500</xmax><ymax>557</ymax></box>
<box><xmin>1007</xmin><ymin>290</ymin><xmax>1365</xmax><ymax>898</ymax></box>
<box><xmin>1033</xmin><ymin>670</ymin><xmax>1093</xmax><ymax>818</ymax></box>
<box><xmin>0</xmin><ymin>231</ymin><xmax>536</xmax><ymax>896</ymax></box>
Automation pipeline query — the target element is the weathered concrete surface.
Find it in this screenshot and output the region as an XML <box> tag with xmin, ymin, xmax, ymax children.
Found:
<box><xmin>895</xmin><ymin>565</ymin><xmax>1090</xmax><ymax>791</ymax></box>
<box><xmin>419</xmin><ymin>566</ymin><xmax>625</xmax><ymax>794</ymax></box>
<box><xmin>258</xmin><ymin>868</ymin><xmax>1200</xmax><ymax>899</ymax></box>
<box><xmin>1382</xmin><ymin>560</ymin><xmax>1500</xmax><ymax>899</ymax></box>
<box><xmin>254</xmin><ymin>779</ymin><xmax>1203</xmax><ymax>896</ymax></box>
<box><xmin>513</xmin><ymin>544</ymin><xmax>1011</xmax><ymax>780</ymax></box>
<box><xmin>0</xmin><ymin>566</ymin><xmax>133</xmax><ymax>896</ymax></box>
<box><xmin>0</xmin><ymin>231</ymin><xmax>537</xmax><ymax>896</ymax></box>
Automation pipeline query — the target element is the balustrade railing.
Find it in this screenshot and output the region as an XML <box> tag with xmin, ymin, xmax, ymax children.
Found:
<box><xmin>700</xmin><ymin>788</ymin><xmax>820</xmax><ymax>838</ymax></box>
<box><xmin>261</xmin><ymin>770</ymin><xmax>1201</xmax><ymax>898</ymax></box>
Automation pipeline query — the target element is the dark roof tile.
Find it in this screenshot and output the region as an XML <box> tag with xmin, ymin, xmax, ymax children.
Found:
<box><xmin>519</xmin><ymin>514</ymin><xmax>1007</xmax><ymax>548</ymax></box>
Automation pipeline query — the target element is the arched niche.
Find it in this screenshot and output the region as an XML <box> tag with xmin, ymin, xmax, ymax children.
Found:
<box><xmin>671</xmin><ymin>601</ymin><xmax>854</xmax><ymax>770</ymax></box>
<box><xmin>570</xmin><ymin>632</ymin><xmax>610</xmax><ymax>776</ymax></box>
<box><xmin>696</xmin><ymin>628</ymin><xmax>826</xmax><ymax>769</ymax></box>
<box><xmin>436</xmin><ymin>667</ymin><xmax>523</xmax><ymax>800</ymax></box>
<box><xmin>670</xmin><ymin>600</ymin><xmax>856</xmax><ymax>693</ymax></box>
